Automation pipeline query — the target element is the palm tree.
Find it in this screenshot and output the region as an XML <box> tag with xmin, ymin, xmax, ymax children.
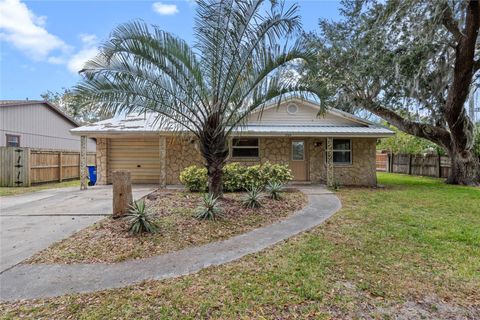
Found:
<box><xmin>76</xmin><ymin>0</ymin><xmax>316</xmax><ymax>196</ymax></box>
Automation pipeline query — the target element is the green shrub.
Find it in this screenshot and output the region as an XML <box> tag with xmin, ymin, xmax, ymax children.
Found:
<box><xmin>242</xmin><ymin>186</ymin><xmax>263</xmax><ymax>208</ymax></box>
<box><xmin>223</xmin><ymin>162</ymin><xmax>247</xmax><ymax>192</ymax></box>
<box><xmin>196</xmin><ymin>193</ymin><xmax>222</xmax><ymax>220</ymax></box>
<box><xmin>179</xmin><ymin>162</ymin><xmax>293</xmax><ymax>192</ymax></box>
<box><xmin>180</xmin><ymin>165</ymin><xmax>207</xmax><ymax>192</ymax></box>
<box><xmin>124</xmin><ymin>199</ymin><xmax>159</xmax><ymax>234</ymax></box>
<box><xmin>266</xmin><ymin>181</ymin><xmax>283</xmax><ymax>200</ymax></box>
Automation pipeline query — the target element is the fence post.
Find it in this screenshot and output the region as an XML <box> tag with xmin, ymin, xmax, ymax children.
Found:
<box><xmin>407</xmin><ymin>154</ymin><xmax>412</xmax><ymax>175</ymax></box>
<box><xmin>391</xmin><ymin>153</ymin><xmax>395</xmax><ymax>173</ymax></box>
<box><xmin>437</xmin><ymin>155</ymin><xmax>441</xmax><ymax>178</ymax></box>
<box><xmin>59</xmin><ymin>151</ymin><xmax>63</xmax><ymax>182</ymax></box>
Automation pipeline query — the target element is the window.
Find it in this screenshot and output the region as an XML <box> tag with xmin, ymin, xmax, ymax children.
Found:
<box><xmin>287</xmin><ymin>103</ymin><xmax>298</xmax><ymax>114</ymax></box>
<box><xmin>6</xmin><ymin>134</ymin><xmax>20</xmax><ymax>147</ymax></box>
<box><xmin>231</xmin><ymin>138</ymin><xmax>259</xmax><ymax>158</ymax></box>
<box><xmin>291</xmin><ymin>141</ymin><xmax>305</xmax><ymax>161</ymax></box>
<box><xmin>332</xmin><ymin>139</ymin><xmax>351</xmax><ymax>164</ymax></box>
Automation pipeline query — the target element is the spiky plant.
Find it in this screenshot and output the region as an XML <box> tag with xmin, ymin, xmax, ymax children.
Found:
<box><xmin>243</xmin><ymin>186</ymin><xmax>263</xmax><ymax>209</ymax></box>
<box><xmin>75</xmin><ymin>0</ymin><xmax>320</xmax><ymax>197</ymax></box>
<box><xmin>266</xmin><ymin>181</ymin><xmax>283</xmax><ymax>200</ymax></box>
<box><xmin>125</xmin><ymin>199</ymin><xmax>159</xmax><ymax>234</ymax></box>
<box><xmin>196</xmin><ymin>193</ymin><xmax>222</xmax><ymax>220</ymax></box>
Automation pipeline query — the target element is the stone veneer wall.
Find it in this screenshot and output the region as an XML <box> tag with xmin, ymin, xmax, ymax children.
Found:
<box><xmin>165</xmin><ymin>136</ymin><xmax>204</xmax><ymax>184</ymax></box>
<box><xmin>96</xmin><ymin>138</ymin><xmax>108</xmax><ymax>185</ymax></box>
<box><xmin>318</xmin><ymin>138</ymin><xmax>377</xmax><ymax>186</ymax></box>
<box><xmin>99</xmin><ymin>136</ymin><xmax>377</xmax><ymax>186</ymax></box>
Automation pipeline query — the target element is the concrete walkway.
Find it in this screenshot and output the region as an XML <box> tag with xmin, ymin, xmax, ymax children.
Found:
<box><xmin>0</xmin><ymin>186</ymin><xmax>341</xmax><ymax>301</ymax></box>
<box><xmin>0</xmin><ymin>185</ymin><xmax>155</xmax><ymax>273</ymax></box>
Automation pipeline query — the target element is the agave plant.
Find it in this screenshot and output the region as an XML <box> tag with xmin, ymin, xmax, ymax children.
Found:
<box><xmin>266</xmin><ymin>181</ymin><xmax>283</xmax><ymax>200</ymax></box>
<box><xmin>243</xmin><ymin>186</ymin><xmax>263</xmax><ymax>209</ymax></box>
<box><xmin>124</xmin><ymin>199</ymin><xmax>159</xmax><ymax>234</ymax></box>
<box><xmin>75</xmin><ymin>0</ymin><xmax>320</xmax><ymax>197</ymax></box>
<box><xmin>196</xmin><ymin>193</ymin><xmax>222</xmax><ymax>220</ymax></box>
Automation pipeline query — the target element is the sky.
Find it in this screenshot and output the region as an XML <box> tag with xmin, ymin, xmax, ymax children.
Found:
<box><xmin>0</xmin><ymin>0</ymin><xmax>343</xmax><ymax>100</ymax></box>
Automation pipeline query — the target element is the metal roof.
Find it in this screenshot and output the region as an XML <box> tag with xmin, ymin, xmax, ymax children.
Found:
<box><xmin>71</xmin><ymin>111</ymin><xmax>394</xmax><ymax>138</ymax></box>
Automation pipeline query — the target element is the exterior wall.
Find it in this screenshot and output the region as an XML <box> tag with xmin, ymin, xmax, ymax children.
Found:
<box><xmin>165</xmin><ymin>136</ymin><xmax>203</xmax><ymax>184</ymax></box>
<box><xmin>98</xmin><ymin>135</ymin><xmax>377</xmax><ymax>186</ymax></box>
<box><xmin>96</xmin><ymin>138</ymin><xmax>108</xmax><ymax>185</ymax></box>
<box><xmin>0</xmin><ymin>103</ymin><xmax>96</xmax><ymax>151</ymax></box>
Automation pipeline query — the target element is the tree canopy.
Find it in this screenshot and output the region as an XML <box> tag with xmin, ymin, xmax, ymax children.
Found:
<box><xmin>303</xmin><ymin>0</ymin><xmax>480</xmax><ymax>184</ymax></box>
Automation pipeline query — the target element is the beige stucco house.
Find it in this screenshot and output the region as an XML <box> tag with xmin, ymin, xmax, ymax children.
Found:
<box><xmin>71</xmin><ymin>98</ymin><xmax>394</xmax><ymax>187</ymax></box>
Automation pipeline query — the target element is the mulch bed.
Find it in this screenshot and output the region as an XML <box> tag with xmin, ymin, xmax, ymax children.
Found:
<box><xmin>26</xmin><ymin>189</ymin><xmax>307</xmax><ymax>264</ymax></box>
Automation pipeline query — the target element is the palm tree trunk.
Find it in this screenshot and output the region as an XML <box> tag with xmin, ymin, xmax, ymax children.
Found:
<box><xmin>206</xmin><ymin>156</ymin><xmax>225</xmax><ymax>197</ymax></box>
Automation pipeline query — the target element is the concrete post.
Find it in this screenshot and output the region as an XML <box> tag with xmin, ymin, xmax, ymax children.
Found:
<box><xmin>80</xmin><ymin>135</ymin><xmax>88</xmax><ymax>190</ymax></box>
<box><xmin>326</xmin><ymin>137</ymin><xmax>334</xmax><ymax>188</ymax></box>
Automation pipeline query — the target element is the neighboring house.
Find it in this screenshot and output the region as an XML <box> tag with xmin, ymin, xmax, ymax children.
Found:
<box><xmin>0</xmin><ymin>100</ymin><xmax>96</xmax><ymax>151</ymax></box>
<box><xmin>71</xmin><ymin>98</ymin><xmax>394</xmax><ymax>186</ymax></box>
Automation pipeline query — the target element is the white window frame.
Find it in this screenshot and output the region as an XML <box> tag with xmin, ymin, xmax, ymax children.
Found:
<box><xmin>330</xmin><ymin>138</ymin><xmax>352</xmax><ymax>165</ymax></box>
<box><xmin>231</xmin><ymin>137</ymin><xmax>259</xmax><ymax>159</ymax></box>
<box><xmin>291</xmin><ymin>140</ymin><xmax>305</xmax><ymax>161</ymax></box>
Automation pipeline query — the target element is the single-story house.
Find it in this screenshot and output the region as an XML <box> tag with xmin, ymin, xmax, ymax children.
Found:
<box><xmin>71</xmin><ymin>98</ymin><xmax>394</xmax><ymax>187</ymax></box>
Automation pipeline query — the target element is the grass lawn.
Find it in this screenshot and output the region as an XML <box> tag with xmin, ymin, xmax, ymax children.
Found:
<box><xmin>1</xmin><ymin>173</ymin><xmax>479</xmax><ymax>319</ymax></box>
<box><xmin>0</xmin><ymin>180</ymin><xmax>80</xmax><ymax>196</ymax></box>
<box><xmin>26</xmin><ymin>190</ymin><xmax>306</xmax><ymax>264</ymax></box>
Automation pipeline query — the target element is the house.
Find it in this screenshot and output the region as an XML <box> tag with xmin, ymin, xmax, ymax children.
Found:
<box><xmin>0</xmin><ymin>100</ymin><xmax>96</xmax><ymax>151</ymax></box>
<box><xmin>71</xmin><ymin>98</ymin><xmax>394</xmax><ymax>187</ymax></box>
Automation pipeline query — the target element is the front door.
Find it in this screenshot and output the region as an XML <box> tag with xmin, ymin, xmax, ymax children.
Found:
<box><xmin>290</xmin><ymin>140</ymin><xmax>307</xmax><ymax>181</ymax></box>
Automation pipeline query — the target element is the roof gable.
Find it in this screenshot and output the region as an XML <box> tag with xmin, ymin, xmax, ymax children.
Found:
<box><xmin>247</xmin><ymin>98</ymin><xmax>369</xmax><ymax>127</ymax></box>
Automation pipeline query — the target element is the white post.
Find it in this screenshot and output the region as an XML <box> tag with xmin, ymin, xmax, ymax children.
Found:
<box><xmin>80</xmin><ymin>135</ymin><xmax>88</xmax><ymax>190</ymax></box>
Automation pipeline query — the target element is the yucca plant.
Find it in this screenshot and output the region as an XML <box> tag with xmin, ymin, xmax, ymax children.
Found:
<box><xmin>243</xmin><ymin>186</ymin><xmax>263</xmax><ymax>209</ymax></box>
<box><xmin>124</xmin><ymin>199</ymin><xmax>159</xmax><ymax>234</ymax></box>
<box><xmin>196</xmin><ymin>193</ymin><xmax>222</xmax><ymax>220</ymax></box>
<box><xmin>266</xmin><ymin>181</ymin><xmax>283</xmax><ymax>200</ymax></box>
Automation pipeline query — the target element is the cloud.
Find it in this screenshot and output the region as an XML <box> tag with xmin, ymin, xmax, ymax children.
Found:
<box><xmin>152</xmin><ymin>2</ymin><xmax>178</xmax><ymax>15</ymax></box>
<box><xmin>0</xmin><ymin>0</ymin><xmax>71</xmax><ymax>60</ymax></box>
<box><xmin>67</xmin><ymin>34</ymin><xmax>99</xmax><ymax>73</ymax></box>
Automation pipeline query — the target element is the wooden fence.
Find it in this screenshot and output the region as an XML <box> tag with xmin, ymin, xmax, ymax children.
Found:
<box><xmin>376</xmin><ymin>153</ymin><xmax>451</xmax><ymax>178</ymax></box>
<box><xmin>0</xmin><ymin>147</ymin><xmax>96</xmax><ymax>187</ymax></box>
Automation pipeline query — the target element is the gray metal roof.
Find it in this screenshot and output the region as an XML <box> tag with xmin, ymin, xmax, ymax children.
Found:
<box><xmin>71</xmin><ymin>111</ymin><xmax>394</xmax><ymax>138</ymax></box>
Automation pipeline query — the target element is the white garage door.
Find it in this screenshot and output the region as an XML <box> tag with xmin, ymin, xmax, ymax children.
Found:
<box><xmin>108</xmin><ymin>138</ymin><xmax>160</xmax><ymax>184</ymax></box>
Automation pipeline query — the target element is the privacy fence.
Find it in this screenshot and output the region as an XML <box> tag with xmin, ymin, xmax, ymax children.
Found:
<box><xmin>376</xmin><ymin>153</ymin><xmax>451</xmax><ymax>178</ymax></box>
<box><xmin>0</xmin><ymin>147</ymin><xmax>96</xmax><ymax>187</ymax></box>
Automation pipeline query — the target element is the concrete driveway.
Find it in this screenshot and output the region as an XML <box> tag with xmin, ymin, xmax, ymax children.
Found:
<box><xmin>0</xmin><ymin>185</ymin><xmax>155</xmax><ymax>273</ymax></box>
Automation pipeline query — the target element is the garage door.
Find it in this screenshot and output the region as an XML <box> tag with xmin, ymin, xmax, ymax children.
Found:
<box><xmin>108</xmin><ymin>138</ymin><xmax>160</xmax><ymax>184</ymax></box>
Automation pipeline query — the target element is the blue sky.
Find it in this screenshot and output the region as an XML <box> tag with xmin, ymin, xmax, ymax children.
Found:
<box><xmin>0</xmin><ymin>0</ymin><xmax>342</xmax><ymax>100</ymax></box>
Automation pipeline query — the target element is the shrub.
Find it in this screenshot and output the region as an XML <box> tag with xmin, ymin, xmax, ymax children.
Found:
<box><xmin>124</xmin><ymin>199</ymin><xmax>159</xmax><ymax>234</ymax></box>
<box><xmin>196</xmin><ymin>193</ymin><xmax>222</xmax><ymax>220</ymax></box>
<box><xmin>266</xmin><ymin>181</ymin><xmax>283</xmax><ymax>200</ymax></box>
<box><xmin>223</xmin><ymin>162</ymin><xmax>247</xmax><ymax>192</ymax></box>
<box><xmin>179</xmin><ymin>162</ymin><xmax>293</xmax><ymax>192</ymax></box>
<box><xmin>243</xmin><ymin>186</ymin><xmax>263</xmax><ymax>208</ymax></box>
<box><xmin>180</xmin><ymin>165</ymin><xmax>207</xmax><ymax>192</ymax></box>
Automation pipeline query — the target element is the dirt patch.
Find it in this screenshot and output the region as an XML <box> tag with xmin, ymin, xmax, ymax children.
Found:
<box><xmin>26</xmin><ymin>190</ymin><xmax>307</xmax><ymax>264</ymax></box>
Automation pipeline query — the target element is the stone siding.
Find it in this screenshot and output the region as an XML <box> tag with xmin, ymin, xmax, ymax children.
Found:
<box><xmin>98</xmin><ymin>136</ymin><xmax>377</xmax><ymax>186</ymax></box>
<box><xmin>96</xmin><ymin>138</ymin><xmax>108</xmax><ymax>185</ymax></box>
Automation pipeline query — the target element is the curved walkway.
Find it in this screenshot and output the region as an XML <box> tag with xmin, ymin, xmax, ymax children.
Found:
<box><xmin>0</xmin><ymin>186</ymin><xmax>341</xmax><ymax>301</ymax></box>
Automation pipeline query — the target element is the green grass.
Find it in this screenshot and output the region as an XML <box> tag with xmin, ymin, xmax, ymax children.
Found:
<box><xmin>0</xmin><ymin>180</ymin><xmax>80</xmax><ymax>196</ymax></box>
<box><xmin>1</xmin><ymin>173</ymin><xmax>479</xmax><ymax>319</ymax></box>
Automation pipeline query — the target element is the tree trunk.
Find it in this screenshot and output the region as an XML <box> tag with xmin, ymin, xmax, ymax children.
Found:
<box><xmin>206</xmin><ymin>156</ymin><xmax>225</xmax><ymax>197</ymax></box>
<box><xmin>446</xmin><ymin>146</ymin><xmax>480</xmax><ymax>185</ymax></box>
<box><xmin>112</xmin><ymin>170</ymin><xmax>133</xmax><ymax>218</ymax></box>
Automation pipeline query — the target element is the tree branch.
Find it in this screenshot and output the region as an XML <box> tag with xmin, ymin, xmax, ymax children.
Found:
<box><xmin>356</xmin><ymin>97</ymin><xmax>452</xmax><ymax>149</ymax></box>
<box><xmin>441</xmin><ymin>4</ymin><xmax>463</xmax><ymax>42</ymax></box>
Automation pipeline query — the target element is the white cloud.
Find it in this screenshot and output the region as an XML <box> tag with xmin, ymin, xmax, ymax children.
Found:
<box><xmin>152</xmin><ymin>2</ymin><xmax>178</xmax><ymax>15</ymax></box>
<box><xmin>0</xmin><ymin>0</ymin><xmax>71</xmax><ymax>60</ymax></box>
<box><xmin>67</xmin><ymin>34</ymin><xmax>99</xmax><ymax>73</ymax></box>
